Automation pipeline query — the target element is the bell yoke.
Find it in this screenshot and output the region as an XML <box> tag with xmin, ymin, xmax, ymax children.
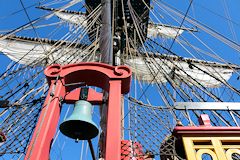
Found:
<box><xmin>24</xmin><ymin>62</ymin><xmax>132</xmax><ymax>160</ymax></box>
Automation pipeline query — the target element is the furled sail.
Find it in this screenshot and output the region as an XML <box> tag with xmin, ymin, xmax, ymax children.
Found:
<box><xmin>147</xmin><ymin>23</ymin><xmax>197</xmax><ymax>38</ymax></box>
<box><xmin>0</xmin><ymin>35</ymin><xmax>91</xmax><ymax>65</ymax></box>
<box><xmin>125</xmin><ymin>55</ymin><xmax>237</xmax><ymax>88</ymax></box>
<box><xmin>0</xmin><ymin>35</ymin><xmax>237</xmax><ymax>88</ymax></box>
<box><xmin>54</xmin><ymin>12</ymin><xmax>87</xmax><ymax>26</ymax></box>
<box><xmin>37</xmin><ymin>6</ymin><xmax>198</xmax><ymax>39</ymax></box>
<box><xmin>37</xmin><ymin>6</ymin><xmax>87</xmax><ymax>27</ymax></box>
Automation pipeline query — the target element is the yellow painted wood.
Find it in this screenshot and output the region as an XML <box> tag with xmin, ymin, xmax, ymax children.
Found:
<box><xmin>193</xmin><ymin>145</ymin><xmax>214</xmax><ymax>149</ymax></box>
<box><xmin>182</xmin><ymin>136</ymin><xmax>197</xmax><ymax>160</ymax></box>
<box><xmin>181</xmin><ymin>135</ymin><xmax>240</xmax><ymax>160</ymax></box>
<box><xmin>196</xmin><ymin>149</ymin><xmax>218</xmax><ymax>160</ymax></box>
<box><xmin>225</xmin><ymin>149</ymin><xmax>240</xmax><ymax>160</ymax></box>
<box><xmin>211</xmin><ymin>138</ymin><xmax>228</xmax><ymax>160</ymax></box>
<box><xmin>221</xmin><ymin>145</ymin><xmax>240</xmax><ymax>149</ymax></box>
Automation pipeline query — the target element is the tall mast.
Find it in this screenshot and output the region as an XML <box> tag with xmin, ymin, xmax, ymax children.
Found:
<box><xmin>100</xmin><ymin>0</ymin><xmax>113</xmax><ymax>65</ymax></box>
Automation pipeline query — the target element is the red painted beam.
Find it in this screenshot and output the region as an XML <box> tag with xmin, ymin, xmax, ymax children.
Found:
<box><xmin>174</xmin><ymin>114</ymin><xmax>240</xmax><ymax>135</ymax></box>
<box><xmin>64</xmin><ymin>88</ymin><xmax>103</xmax><ymax>105</ymax></box>
<box><xmin>174</xmin><ymin>126</ymin><xmax>240</xmax><ymax>135</ymax></box>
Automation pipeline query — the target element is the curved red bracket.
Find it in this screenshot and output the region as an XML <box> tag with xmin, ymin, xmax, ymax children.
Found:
<box><xmin>44</xmin><ymin>62</ymin><xmax>131</xmax><ymax>94</ymax></box>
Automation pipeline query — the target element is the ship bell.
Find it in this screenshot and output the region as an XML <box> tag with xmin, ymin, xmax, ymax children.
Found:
<box><xmin>59</xmin><ymin>100</ymin><xmax>99</xmax><ymax>140</ymax></box>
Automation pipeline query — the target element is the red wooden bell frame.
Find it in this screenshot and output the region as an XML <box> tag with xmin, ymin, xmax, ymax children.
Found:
<box><xmin>25</xmin><ymin>62</ymin><xmax>132</xmax><ymax>160</ymax></box>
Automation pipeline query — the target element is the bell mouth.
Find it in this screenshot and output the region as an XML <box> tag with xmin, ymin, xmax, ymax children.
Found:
<box><xmin>59</xmin><ymin>120</ymin><xmax>99</xmax><ymax>140</ymax></box>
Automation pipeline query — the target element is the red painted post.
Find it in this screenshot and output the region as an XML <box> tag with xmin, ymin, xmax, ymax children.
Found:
<box><xmin>105</xmin><ymin>80</ymin><xmax>122</xmax><ymax>160</ymax></box>
<box><xmin>24</xmin><ymin>79</ymin><xmax>65</xmax><ymax>160</ymax></box>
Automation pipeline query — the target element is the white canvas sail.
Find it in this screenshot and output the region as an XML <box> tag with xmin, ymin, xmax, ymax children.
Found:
<box><xmin>38</xmin><ymin>7</ymin><xmax>191</xmax><ymax>39</ymax></box>
<box><xmin>54</xmin><ymin>12</ymin><xmax>87</xmax><ymax>27</ymax></box>
<box><xmin>0</xmin><ymin>37</ymin><xmax>89</xmax><ymax>65</ymax></box>
<box><xmin>37</xmin><ymin>6</ymin><xmax>87</xmax><ymax>27</ymax></box>
<box><xmin>0</xmin><ymin>37</ymin><xmax>235</xmax><ymax>88</ymax></box>
<box><xmin>56</xmin><ymin>11</ymin><xmax>185</xmax><ymax>38</ymax></box>
<box><xmin>125</xmin><ymin>56</ymin><xmax>235</xmax><ymax>87</ymax></box>
<box><xmin>147</xmin><ymin>24</ymin><xmax>184</xmax><ymax>38</ymax></box>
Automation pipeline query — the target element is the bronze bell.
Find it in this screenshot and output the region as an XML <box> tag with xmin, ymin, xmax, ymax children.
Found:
<box><xmin>59</xmin><ymin>100</ymin><xmax>99</xmax><ymax>140</ymax></box>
